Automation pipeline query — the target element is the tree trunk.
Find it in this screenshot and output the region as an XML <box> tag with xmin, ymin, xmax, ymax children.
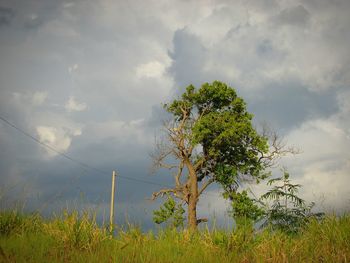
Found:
<box><xmin>185</xmin><ymin>158</ymin><xmax>198</xmax><ymax>231</ymax></box>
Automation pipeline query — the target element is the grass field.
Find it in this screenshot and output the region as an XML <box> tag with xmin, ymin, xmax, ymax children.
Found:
<box><xmin>0</xmin><ymin>210</ymin><xmax>349</xmax><ymax>262</ymax></box>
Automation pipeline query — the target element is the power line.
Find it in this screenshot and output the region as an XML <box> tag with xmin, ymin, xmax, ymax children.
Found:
<box><xmin>0</xmin><ymin>115</ymin><xmax>96</xmax><ymax>172</ymax></box>
<box><xmin>0</xmin><ymin>115</ymin><xmax>225</xmax><ymax>201</ymax></box>
<box><xmin>0</xmin><ymin>115</ymin><xmax>198</xmax><ymax>190</ymax></box>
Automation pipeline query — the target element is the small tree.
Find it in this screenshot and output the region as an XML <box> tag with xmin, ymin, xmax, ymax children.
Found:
<box><xmin>151</xmin><ymin>81</ymin><xmax>294</xmax><ymax>231</ymax></box>
<box><xmin>225</xmin><ymin>190</ymin><xmax>264</xmax><ymax>229</ymax></box>
<box><xmin>260</xmin><ymin>170</ymin><xmax>323</xmax><ymax>233</ymax></box>
<box><xmin>153</xmin><ymin>195</ymin><xmax>185</xmax><ymax>228</ymax></box>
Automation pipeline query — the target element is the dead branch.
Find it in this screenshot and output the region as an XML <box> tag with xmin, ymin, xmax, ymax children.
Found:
<box><xmin>257</xmin><ymin>124</ymin><xmax>301</xmax><ymax>168</ymax></box>
<box><xmin>194</xmin><ymin>157</ymin><xmax>206</xmax><ymax>171</ymax></box>
<box><xmin>151</xmin><ymin>185</ymin><xmax>190</xmax><ymax>203</ymax></box>
<box><xmin>173</xmin><ymin>160</ymin><xmax>184</xmax><ymax>188</ymax></box>
<box><xmin>196</xmin><ymin>218</ymin><xmax>208</xmax><ymax>224</ymax></box>
<box><xmin>198</xmin><ymin>178</ymin><xmax>215</xmax><ymax>196</ymax></box>
<box><xmin>151</xmin><ymin>188</ymin><xmax>178</xmax><ymax>200</ymax></box>
<box><xmin>150</xmin><ymin>134</ymin><xmax>180</xmax><ymax>174</ymax></box>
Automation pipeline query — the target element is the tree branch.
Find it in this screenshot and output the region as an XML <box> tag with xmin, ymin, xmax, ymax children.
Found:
<box><xmin>198</xmin><ymin>178</ymin><xmax>214</xmax><ymax>196</ymax></box>
<box><xmin>257</xmin><ymin>124</ymin><xmax>301</xmax><ymax>168</ymax></box>
<box><xmin>194</xmin><ymin>157</ymin><xmax>206</xmax><ymax>171</ymax></box>
<box><xmin>174</xmin><ymin>160</ymin><xmax>184</xmax><ymax>188</ymax></box>
<box><xmin>151</xmin><ymin>188</ymin><xmax>178</xmax><ymax>200</ymax></box>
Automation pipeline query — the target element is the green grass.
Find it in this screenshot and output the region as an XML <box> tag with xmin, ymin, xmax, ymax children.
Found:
<box><xmin>0</xmin><ymin>210</ymin><xmax>349</xmax><ymax>262</ymax></box>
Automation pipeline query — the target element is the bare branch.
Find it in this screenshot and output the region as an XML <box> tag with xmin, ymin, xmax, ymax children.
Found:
<box><xmin>194</xmin><ymin>157</ymin><xmax>206</xmax><ymax>171</ymax></box>
<box><xmin>196</xmin><ymin>218</ymin><xmax>208</xmax><ymax>224</ymax></box>
<box><xmin>151</xmin><ymin>188</ymin><xmax>177</xmax><ymax>200</ymax></box>
<box><xmin>174</xmin><ymin>160</ymin><xmax>184</xmax><ymax>188</ymax></box>
<box><xmin>150</xmin><ymin>185</ymin><xmax>190</xmax><ymax>203</ymax></box>
<box><xmin>161</xmin><ymin>109</ymin><xmax>195</xmax><ymax>160</ymax></box>
<box><xmin>195</xmin><ymin>104</ymin><xmax>210</xmax><ymax>122</ymax></box>
<box><xmin>149</xmin><ymin>133</ymin><xmax>181</xmax><ymax>174</ymax></box>
<box><xmin>198</xmin><ymin>178</ymin><xmax>214</xmax><ymax>196</ymax></box>
<box><xmin>160</xmin><ymin>163</ymin><xmax>179</xmax><ymax>170</ymax></box>
<box><xmin>257</xmin><ymin>123</ymin><xmax>301</xmax><ymax>168</ymax></box>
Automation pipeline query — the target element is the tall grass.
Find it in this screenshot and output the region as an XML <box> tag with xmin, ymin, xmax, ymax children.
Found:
<box><xmin>43</xmin><ymin>210</ymin><xmax>110</xmax><ymax>251</ymax></box>
<box><xmin>0</xmin><ymin>210</ymin><xmax>349</xmax><ymax>262</ymax></box>
<box><xmin>0</xmin><ymin>210</ymin><xmax>42</xmax><ymax>236</ymax></box>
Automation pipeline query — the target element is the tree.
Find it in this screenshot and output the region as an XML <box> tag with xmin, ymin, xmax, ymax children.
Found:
<box><xmin>151</xmin><ymin>81</ymin><xmax>294</xmax><ymax>231</ymax></box>
<box><xmin>260</xmin><ymin>169</ymin><xmax>324</xmax><ymax>233</ymax></box>
<box><xmin>225</xmin><ymin>190</ymin><xmax>264</xmax><ymax>229</ymax></box>
<box><xmin>153</xmin><ymin>195</ymin><xmax>185</xmax><ymax>228</ymax></box>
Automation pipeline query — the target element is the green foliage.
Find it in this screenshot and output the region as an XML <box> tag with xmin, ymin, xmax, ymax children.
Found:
<box><xmin>153</xmin><ymin>195</ymin><xmax>185</xmax><ymax>228</ymax></box>
<box><xmin>225</xmin><ymin>190</ymin><xmax>265</xmax><ymax>228</ymax></box>
<box><xmin>165</xmin><ymin>81</ymin><xmax>269</xmax><ymax>192</ymax></box>
<box><xmin>260</xmin><ymin>170</ymin><xmax>324</xmax><ymax>233</ymax></box>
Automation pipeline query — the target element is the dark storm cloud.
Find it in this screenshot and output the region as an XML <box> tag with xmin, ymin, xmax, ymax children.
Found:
<box><xmin>0</xmin><ymin>0</ymin><xmax>66</xmax><ymax>33</ymax></box>
<box><xmin>256</xmin><ymin>39</ymin><xmax>274</xmax><ymax>56</ymax></box>
<box><xmin>146</xmin><ymin>105</ymin><xmax>171</xmax><ymax>129</ymax></box>
<box><xmin>0</xmin><ymin>116</ymin><xmax>171</xmax><ymax>228</ymax></box>
<box><xmin>167</xmin><ymin>26</ymin><xmax>338</xmax><ymax>132</ymax></box>
<box><xmin>273</xmin><ymin>5</ymin><xmax>310</xmax><ymax>27</ymax></box>
<box><xmin>168</xmin><ymin>28</ymin><xmax>207</xmax><ymax>89</ymax></box>
<box><xmin>0</xmin><ymin>7</ymin><xmax>14</xmax><ymax>26</ymax></box>
<box><xmin>247</xmin><ymin>82</ymin><xmax>339</xmax><ymax>131</ymax></box>
<box><xmin>0</xmin><ymin>0</ymin><xmax>174</xmax><ymax>225</ymax></box>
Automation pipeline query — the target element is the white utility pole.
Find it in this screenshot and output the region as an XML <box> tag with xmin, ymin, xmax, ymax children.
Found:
<box><xmin>109</xmin><ymin>170</ymin><xmax>117</xmax><ymax>233</ymax></box>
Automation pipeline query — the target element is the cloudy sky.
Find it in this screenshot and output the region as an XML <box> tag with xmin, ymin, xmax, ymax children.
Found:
<box><xmin>1</xmin><ymin>0</ymin><xmax>349</xmax><ymax>228</ymax></box>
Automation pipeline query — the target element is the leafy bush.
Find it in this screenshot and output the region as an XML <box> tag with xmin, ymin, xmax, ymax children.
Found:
<box><xmin>153</xmin><ymin>195</ymin><xmax>185</xmax><ymax>228</ymax></box>
<box><xmin>225</xmin><ymin>190</ymin><xmax>264</xmax><ymax>229</ymax></box>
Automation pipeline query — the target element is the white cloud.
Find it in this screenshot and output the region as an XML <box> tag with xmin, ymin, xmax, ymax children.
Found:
<box><xmin>65</xmin><ymin>96</ymin><xmax>87</xmax><ymax>112</ymax></box>
<box><xmin>32</xmin><ymin>91</ymin><xmax>48</xmax><ymax>106</ymax></box>
<box><xmin>87</xmin><ymin>118</ymin><xmax>149</xmax><ymax>145</ymax></box>
<box><xmin>165</xmin><ymin>1</ymin><xmax>350</xmax><ymax>92</ymax></box>
<box><xmin>30</xmin><ymin>14</ymin><xmax>38</xmax><ymax>20</ymax></box>
<box><xmin>36</xmin><ymin>126</ymin><xmax>70</xmax><ymax>155</ymax></box>
<box><xmin>68</xmin><ymin>64</ymin><xmax>78</xmax><ymax>74</ymax></box>
<box><xmin>36</xmin><ymin>126</ymin><xmax>57</xmax><ymax>145</ymax></box>
<box><xmin>36</xmin><ymin>125</ymin><xmax>82</xmax><ymax>156</ymax></box>
<box><xmin>298</xmin><ymin>160</ymin><xmax>350</xmax><ymax>212</ymax></box>
<box><xmin>244</xmin><ymin>89</ymin><xmax>350</xmax><ymax>212</ymax></box>
<box><xmin>63</xmin><ymin>2</ymin><xmax>75</xmax><ymax>9</ymax></box>
<box><xmin>199</xmin><ymin>190</ymin><xmax>229</xmax><ymax>214</ymax></box>
<box><xmin>279</xmin><ymin>101</ymin><xmax>350</xmax><ymax>211</ymax></box>
<box><xmin>136</xmin><ymin>61</ymin><xmax>165</xmax><ymax>79</ymax></box>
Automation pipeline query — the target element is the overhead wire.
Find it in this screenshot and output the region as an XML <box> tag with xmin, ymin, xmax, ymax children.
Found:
<box><xmin>0</xmin><ymin>114</ymin><xmax>219</xmax><ymax>198</ymax></box>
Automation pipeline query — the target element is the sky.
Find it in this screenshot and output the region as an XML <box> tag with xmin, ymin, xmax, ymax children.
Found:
<box><xmin>0</xmin><ymin>0</ymin><xmax>349</xmax><ymax>229</ymax></box>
